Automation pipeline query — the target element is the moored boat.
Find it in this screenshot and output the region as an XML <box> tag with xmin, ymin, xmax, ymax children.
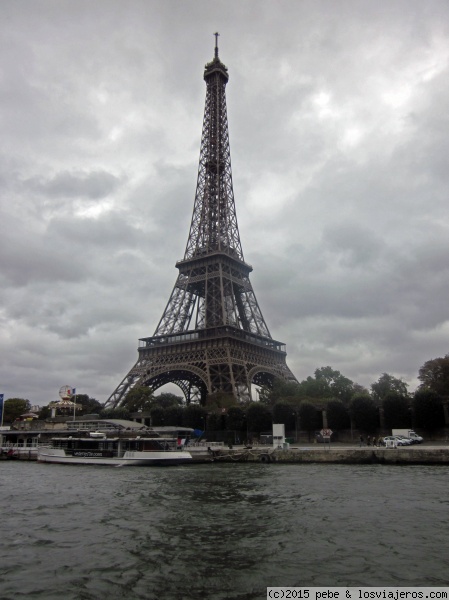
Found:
<box><xmin>37</xmin><ymin>431</ymin><xmax>192</xmax><ymax>466</ymax></box>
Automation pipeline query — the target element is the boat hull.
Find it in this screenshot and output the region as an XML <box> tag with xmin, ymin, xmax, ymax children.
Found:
<box><xmin>37</xmin><ymin>448</ymin><xmax>192</xmax><ymax>466</ymax></box>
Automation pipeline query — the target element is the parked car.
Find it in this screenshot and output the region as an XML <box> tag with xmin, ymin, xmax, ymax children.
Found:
<box><xmin>383</xmin><ymin>435</ymin><xmax>412</xmax><ymax>447</ymax></box>
<box><xmin>394</xmin><ymin>435</ymin><xmax>413</xmax><ymax>446</ymax></box>
<box><xmin>383</xmin><ymin>436</ymin><xmax>397</xmax><ymax>447</ymax></box>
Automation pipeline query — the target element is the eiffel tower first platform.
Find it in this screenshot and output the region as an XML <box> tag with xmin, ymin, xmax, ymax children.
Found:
<box><xmin>106</xmin><ymin>36</ymin><xmax>297</xmax><ymax>408</ymax></box>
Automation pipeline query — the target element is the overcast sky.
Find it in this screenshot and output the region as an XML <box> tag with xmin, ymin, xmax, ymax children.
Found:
<box><xmin>1</xmin><ymin>0</ymin><xmax>449</xmax><ymax>406</ymax></box>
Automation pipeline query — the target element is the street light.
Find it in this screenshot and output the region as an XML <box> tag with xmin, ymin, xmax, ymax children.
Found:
<box><xmin>292</xmin><ymin>411</ymin><xmax>299</xmax><ymax>443</ymax></box>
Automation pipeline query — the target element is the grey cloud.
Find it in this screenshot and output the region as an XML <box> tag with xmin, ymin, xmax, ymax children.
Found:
<box><xmin>25</xmin><ymin>170</ymin><xmax>122</xmax><ymax>200</ymax></box>
<box><xmin>1</xmin><ymin>0</ymin><xmax>449</xmax><ymax>404</ymax></box>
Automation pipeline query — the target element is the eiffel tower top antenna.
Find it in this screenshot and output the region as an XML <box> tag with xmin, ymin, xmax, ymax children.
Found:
<box><xmin>214</xmin><ymin>31</ymin><xmax>220</xmax><ymax>58</ymax></box>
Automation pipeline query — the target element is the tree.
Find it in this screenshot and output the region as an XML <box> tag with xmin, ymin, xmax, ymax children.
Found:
<box><xmin>413</xmin><ymin>389</ymin><xmax>445</xmax><ymax>432</ymax></box>
<box><xmin>382</xmin><ymin>393</ymin><xmax>411</xmax><ymax>429</ymax></box>
<box><xmin>418</xmin><ymin>355</ymin><xmax>449</xmax><ymax>397</ymax></box>
<box><xmin>226</xmin><ymin>406</ymin><xmax>246</xmax><ymax>432</ymax></box>
<box><xmin>123</xmin><ymin>387</ymin><xmax>155</xmax><ymax>412</ymax></box>
<box><xmin>73</xmin><ymin>394</ymin><xmax>103</xmax><ymax>415</ymax></box>
<box><xmin>164</xmin><ymin>405</ymin><xmax>184</xmax><ymax>426</ymax></box>
<box><xmin>263</xmin><ymin>380</ymin><xmax>301</xmax><ymax>405</ymax></box>
<box><xmin>153</xmin><ymin>393</ymin><xmax>184</xmax><ymax>409</ymax></box>
<box><xmin>314</xmin><ymin>366</ymin><xmax>354</xmax><ymax>403</ymax></box>
<box><xmin>296</xmin><ymin>376</ymin><xmax>328</xmax><ymax>399</ymax></box>
<box><xmin>205</xmin><ymin>392</ymin><xmax>237</xmax><ymax>412</ymax></box>
<box><xmin>205</xmin><ymin>413</ymin><xmax>223</xmax><ymax>431</ymax></box>
<box><xmin>2</xmin><ymin>398</ymin><xmax>31</xmax><ymax>423</ymax></box>
<box><xmin>100</xmin><ymin>407</ymin><xmax>131</xmax><ymax>420</ymax></box>
<box><xmin>183</xmin><ymin>404</ymin><xmax>207</xmax><ymax>429</ymax></box>
<box><xmin>350</xmin><ymin>393</ymin><xmax>379</xmax><ymax>433</ymax></box>
<box><xmin>38</xmin><ymin>405</ymin><xmax>51</xmax><ymax>419</ymax></box>
<box><xmin>295</xmin><ymin>366</ymin><xmax>355</xmax><ymax>404</ymax></box>
<box><xmin>150</xmin><ymin>406</ymin><xmax>165</xmax><ymax>426</ymax></box>
<box><xmin>326</xmin><ymin>400</ymin><xmax>350</xmax><ymax>430</ymax></box>
<box><xmin>371</xmin><ymin>373</ymin><xmax>408</xmax><ymax>404</ymax></box>
<box><xmin>298</xmin><ymin>402</ymin><xmax>321</xmax><ymax>439</ymax></box>
<box><xmin>272</xmin><ymin>402</ymin><xmax>296</xmax><ymax>430</ymax></box>
<box><xmin>246</xmin><ymin>403</ymin><xmax>272</xmax><ymax>435</ymax></box>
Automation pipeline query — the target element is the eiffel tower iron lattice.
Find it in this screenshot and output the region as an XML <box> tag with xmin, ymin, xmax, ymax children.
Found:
<box><xmin>106</xmin><ymin>37</ymin><xmax>297</xmax><ymax>408</ymax></box>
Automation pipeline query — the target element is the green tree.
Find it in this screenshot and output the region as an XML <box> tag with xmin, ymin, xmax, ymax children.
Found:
<box><xmin>371</xmin><ymin>373</ymin><xmax>408</xmax><ymax>404</ymax></box>
<box><xmin>150</xmin><ymin>406</ymin><xmax>166</xmax><ymax>426</ymax></box>
<box><xmin>350</xmin><ymin>393</ymin><xmax>379</xmax><ymax>433</ymax></box>
<box><xmin>183</xmin><ymin>404</ymin><xmax>207</xmax><ymax>429</ymax></box>
<box><xmin>100</xmin><ymin>407</ymin><xmax>131</xmax><ymax>420</ymax></box>
<box><xmin>314</xmin><ymin>366</ymin><xmax>354</xmax><ymax>403</ymax></box>
<box><xmin>298</xmin><ymin>402</ymin><xmax>321</xmax><ymax>439</ymax></box>
<box><xmin>38</xmin><ymin>405</ymin><xmax>52</xmax><ymax>419</ymax></box>
<box><xmin>205</xmin><ymin>413</ymin><xmax>223</xmax><ymax>431</ymax></box>
<box><xmin>418</xmin><ymin>355</ymin><xmax>449</xmax><ymax>397</ymax></box>
<box><xmin>164</xmin><ymin>405</ymin><xmax>185</xmax><ymax>426</ymax></box>
<box><xmin>153</xmin><ymin>393</ymin><xmax>183</xmax><ymax>409</ymax></box>
<box><xmin>326</xmin><ymin>400</ymin><xmax>350</xmax><ymax>430</ymax></box>
<box><xmin>382</xmin><ymin>393</ymin><xmax>411</xmax><ymax>429</ymax></box>
<box><xmin>413</xmin><ymin>389</ymin><xmax>445</xmax><ymax>432</ymax></box>
<box><xmin>264</xmin><ymin>380</ymin><xmax>301</xmax><ymax>405</ymax></box>
<box><xmin>272</xmin><ymin>402</ymin><xmax>296</xmax><ymax>430</ymax></box>
<box><xmin>123</xmin><ymin>387</ymin><xmax>155</xmax><ymax>412</ymax></box>
<box><xmin>246</xmin><ymin>403</ymin><xmax>272</xmax><ymax>435</ymax></box>
<box><xmin>296</xmin><ymin>376</ymin><xmax>328</xmax><ymax>399</ymax></box>
<box><xmin>205</xmin><ymin>392</ymin><xmax>237</xmax><ymax>411</ymax></box>
<box><xmin>2</xmin><ymin>398</ymin><xmax>31</xmax><ymax>423</ymax></box>
<box><xmin>294</xmin><ymin>366</ymin><xmax>355</xmax><ymax>404</ymax></box>
<box><xmin>226</xmin><ymin>406</ymin><xmax>246</xmax><ymax>432</ymax></box>
<box><xmin>73</xmin><ymin>394</ymin><xmax>103</xmax><ymax>415</ymax></box>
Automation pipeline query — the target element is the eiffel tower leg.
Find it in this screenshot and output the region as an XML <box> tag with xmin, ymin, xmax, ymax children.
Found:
<box><xmin>106</xmin><ymin>367</ymin><xmax>142</xmax><ymax>408</ymax></box>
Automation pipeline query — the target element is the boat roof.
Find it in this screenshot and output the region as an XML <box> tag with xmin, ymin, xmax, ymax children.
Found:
<box><xmin>67</xmin><ymin>419</ymin><xmax>146</xmax><ymax>430</ymax></box>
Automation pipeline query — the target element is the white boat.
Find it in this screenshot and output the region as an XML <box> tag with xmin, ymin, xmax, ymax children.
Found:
<box><xmin>37</xmin><ymin>431</ymin><xmax>192</xmax><ymax>466</ymax></box>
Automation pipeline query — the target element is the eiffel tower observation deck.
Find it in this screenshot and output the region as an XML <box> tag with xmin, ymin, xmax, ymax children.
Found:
<box><xmin>106</xmin><ymin>35</ymin><xmax>297</xmax><ymax>407</ymax></box>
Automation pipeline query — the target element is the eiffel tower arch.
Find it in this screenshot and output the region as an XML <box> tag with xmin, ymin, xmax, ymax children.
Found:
<box><xmin>106</xmin><ymin>37</ymin><xmax>297</xmax><ymax>408</ymax></box>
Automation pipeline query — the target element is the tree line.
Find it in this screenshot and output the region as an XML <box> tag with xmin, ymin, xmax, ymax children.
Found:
<box><xmin>4</xmin><ymin>354</ymin><xmax>449</xmax><ymax>436</ymax></box>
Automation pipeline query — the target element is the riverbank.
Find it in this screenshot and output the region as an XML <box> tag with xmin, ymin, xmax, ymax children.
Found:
<box><xmin>195</xmin><ymin>443</ymin><xmax>449</xmax><ymax>465</ymax></box>
<box><xmin>2</xmin><ymin>443</ymin><xmax>449</xmax><ymax>465</ymax></box>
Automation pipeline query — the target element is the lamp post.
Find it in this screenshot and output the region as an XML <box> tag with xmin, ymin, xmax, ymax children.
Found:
<box><xmin>292</xmin><ymin>411</ymin><xmax>299</xmax><ymax>443</ymax></box>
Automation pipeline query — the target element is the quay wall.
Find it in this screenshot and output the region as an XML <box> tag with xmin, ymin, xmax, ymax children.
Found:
<box><xmin>2</xmin><ymin>446</ymin><xmax>449</xmax><ymax>465</ymax></box>
<box><xmin>207</xmin><ymin>446</ymin><xmax>449</xmax><ymax>465</ymax></box>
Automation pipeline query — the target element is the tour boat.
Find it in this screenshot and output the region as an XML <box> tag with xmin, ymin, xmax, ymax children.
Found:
<box><xmin>37</xmin><ymin>431</ymin><xmax>192</xmax><ymax>466</ymax></box>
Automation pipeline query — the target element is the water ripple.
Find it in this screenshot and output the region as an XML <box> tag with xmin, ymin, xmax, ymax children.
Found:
<box><xmin>0</xmin><ymin>462</ymin><xmax>448</xmax><ymax>599</ymax></box>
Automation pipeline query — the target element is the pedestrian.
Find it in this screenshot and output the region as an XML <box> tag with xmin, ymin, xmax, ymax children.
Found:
<box><xmin>359</xmin><ymin>435</ymin><xmax>364</xmax><ymax>447</ymax></box>
<box><xmin>372</xmin><ymin>436</ymin><xmax>377</xmax><ymax>447</ymax></box>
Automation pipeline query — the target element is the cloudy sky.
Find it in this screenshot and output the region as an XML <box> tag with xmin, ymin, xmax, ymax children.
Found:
<box><xmin>1</xmin><ymin>0</ymin><xmax>449</xmax><ymax>406</ymax></box>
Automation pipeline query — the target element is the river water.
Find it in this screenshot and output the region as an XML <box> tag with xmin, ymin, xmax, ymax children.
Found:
<box><xmin>0</xmin><ymin>462</ymin><xmax>448</xmax><ymax>599</ymax></box>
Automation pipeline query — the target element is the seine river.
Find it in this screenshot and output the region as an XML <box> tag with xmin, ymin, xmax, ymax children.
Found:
<box><xmin>0</xmin><ymin>462</ymin><xmax>448</xmax><ymax>599</ymax></box>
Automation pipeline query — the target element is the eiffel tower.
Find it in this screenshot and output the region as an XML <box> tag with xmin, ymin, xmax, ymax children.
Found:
<box><xmin>106</xmin><ymin>35</ymin><xmax>297</xmax><ymax>408</ymax></box>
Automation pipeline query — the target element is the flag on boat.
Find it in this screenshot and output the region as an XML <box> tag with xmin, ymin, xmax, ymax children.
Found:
<box><xmin>193</xmin><ymin>429</ymin><xmax>204</xmax><ymax>438</ymax></box>
<box><xmin>72</xmin><ymin>388</ymin><xmax>76</xmax><ymax>395</ymax></box>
